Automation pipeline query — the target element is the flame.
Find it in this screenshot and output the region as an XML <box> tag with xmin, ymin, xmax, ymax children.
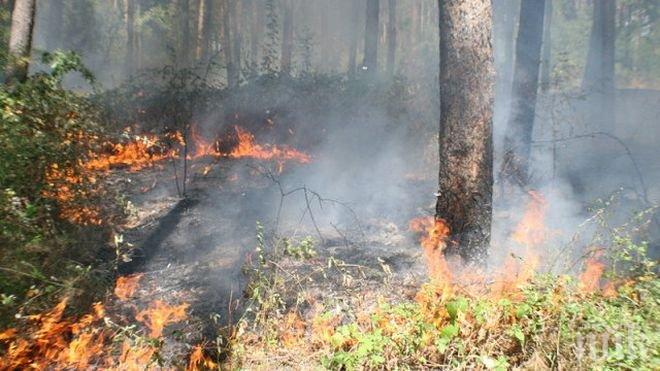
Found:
<box><xmin>187</xmin><ymin>344</ymin><xmax>217</xmax><ymax>370</ymax></box>
<box><xmin>579</xmin><ymin>253</ymin><xmax>605</xmax><ymax>293</ymax></box>
<box><xmin>512</xmin><ymin>191</ymin><xmax>547</xmax><ymax>247</ymax></box>
<box><xmin>136</xmin><ymin>300</ymin><xmax>189</xmax><ymax>338</ymax></box>
<box><xmin>114</xmin><ymin>273</ymin><xmax>144</xmax><ymax>301</ymax></box>
<box><xmin>229</xmin><ymin>126</ymin><xmax>311</xmax><ymax>164</ymax></box>
<box><xmin>85</xmin><ymin>134</ymin><xmax>175</xmax><ymax>172</ymax></box>
<box><xmin>409</xmin><ymin>216</ymin><xmax>452</xmax><ymax>286</ymax></box>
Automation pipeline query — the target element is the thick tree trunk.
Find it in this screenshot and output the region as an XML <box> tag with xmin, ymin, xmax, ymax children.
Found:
<box><xmin>501</xmin><ymin>0</ymin><xmax>546</xmax><ymax>187</ymax></box>
<box><xmin>540</xmin><ymin>0</ymin><xmax>553</xmax><ymax>91</ymax></box>
<box><xmin>363</xmin><ymin>0</ymin><xmax>379</xmax><ymax>77</ymax></box>
<box><xmin>386</xmin><ymin>0</ymin><xmax>396</xmax><ymax>76</ymax></box>
<box><xmin>583</xmin><ymin>0</ymin><xmax>616</xmax><ymax>132</ymax></box>
<box><xmin>436</xmin><ymin>0</ymin><xmax>495</xmax><ymax>263</ymax></box>
<box><xmin>5</xmin><ymin>0</ymin><xmax>36</xmax><ymax>84</ymax></box>
<box><xmin>280</xmin><ymin>0</ymin><xmax>293</xmax><ymax>74</ymax></box>
<box><xmin>347</xmin><ymin>0</ymin><xmax>361</xmax><ymax>77</ymax></box>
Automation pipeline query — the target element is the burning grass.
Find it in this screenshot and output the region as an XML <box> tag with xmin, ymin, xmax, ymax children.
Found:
<box><xmin>227</xmin><ymin>197</ymin><xmax>659</xmax><ymax>370</ymax></box>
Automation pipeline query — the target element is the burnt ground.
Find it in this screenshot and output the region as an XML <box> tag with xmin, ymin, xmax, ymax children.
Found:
<box><xmin>100</xmin><ymin>156</ymin><xmax>431</xmax><ymax>367</ymax></box>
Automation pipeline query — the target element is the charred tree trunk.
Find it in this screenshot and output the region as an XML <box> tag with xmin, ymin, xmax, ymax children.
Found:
<box><xmin>436</xmin><ymin>0</ymin><xmax>495</xmax><ymax>263</ymax></box>
<box><xmin>363</xmin><ymin>0</ymin><xmax>379</xmax><ymax>77</ymax></box>
<box><xmin>540</xmin><ymin>0</ymin><xmax>553</xmax><ymax>91</ymax></box>
<box><xmin>583</xmin><ymin>0</ymin><xmax>616</xmax><ymax>132</ymax></box>
<box><xmin>280</xmin><ymin>0</ymin><xmax>293</xmax><ymax>75</ymax></box>
<box><xmin>501</xmin><ymin>0</ymin><xmax>546</xmax><ymax>187</ymax></box>
<box><xmin>386</xmin><ymin>0</ymin><xmax>396</xmax><ymax>76</ymax></box>
<box><xmin>347</xmin><ymin>0</ymin><xmax>361</xmax><ymax>77</ymax></box>
<box><xmin>5</xmin><ymin>0</ymin><xmax>36</xmax><ymax>84</ymax></box>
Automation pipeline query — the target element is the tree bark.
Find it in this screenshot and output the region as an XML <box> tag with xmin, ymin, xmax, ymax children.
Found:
<box><xmin>540</xmin><ymin>0</ymin><xmax>553</xmax><ymax>91</ymax></box>
<box><xmin>363</xmin><ymin>0</ymin><xmax>379</xmax><ymax>77</ymax></box>
<box><xmin>280</xmin><ymin>0</ymin><xmax>293</xmax><ymax>74</ymax></box>
<box><xmin>247</xmin><ymin>0</ymin><xmax>261</xmax><ymax>71</ymax></box>
<box><xmin>5</xmin><ymin>0</ymin><xmax>36</xmax><ymax>84</ymax></box>
<box><xmin>436</xmin><ymin>0</ymin><xmax>495</xmax><ymax>263</ymax></box>
<box><xmin>386</xmin><ymin>0</ymin><xmax>396</xmax><ymax>76</ymax></box>
<box><xmin>583</xmin><ymin>0</ymin><xmax>616</xmax><ymax>132</ymax></box>
<box><xmin>501</xmin><ymin>0</ymin><xmax>546</xmax><ymax>187</ymax></box>
<box><xmin>196</xmin><ymin>0</ymin><xmax>212</xmax><ymax>60</ymax></box>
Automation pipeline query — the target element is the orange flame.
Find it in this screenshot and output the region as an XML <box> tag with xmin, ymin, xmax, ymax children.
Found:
<box><xmin>85</xmin><ymin>134</ymin><xmax>174</xmax><ymax>172</ymax></box>
<box><xmin>114</xmin><ymin>273</ymin><xmax>144</xmax><ymax>301</ymax></box>
<box><xmin>187</xmin><ymin>344</ymin><xmax>217</xmax><ymax>370</ymax></box>
<box><xmin>512</xmin><ymin>191</ymin><xmax>548</xmax><ymax>247</ymax></box>
<box><xmin>229</xmin><ymin>126</ymin><xmax>311</xmax><ymax>164</ymax></box>
<box><xmin>135</xmin><ymin>300</ymin><xmax>189</xmax><ymax>338</ymax></box>
<box><xmin>409</xmin><ymin>216</ymin><xmax>452</xmax><ymax>286</ymax></box>
<box><xmin>579</xmin><ymin>252</ymin><xmax>605</xmax><ymax>293</ymax></box>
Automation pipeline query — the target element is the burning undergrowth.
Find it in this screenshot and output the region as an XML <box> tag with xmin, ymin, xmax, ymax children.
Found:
<box><xmin>227</xmin><ymin>190</ymin><xmax>658</xmax><ymax>370</ymax></box>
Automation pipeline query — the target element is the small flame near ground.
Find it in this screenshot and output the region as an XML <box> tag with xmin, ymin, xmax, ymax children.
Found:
<box><xmin>135</xmin><ymin>300</ymin><xmax>190</xmax><ymax>338</ymax></box>
<box><xmin>408</xmin><ymin>216</ymin><xmax>452</xmax><ymax>287</ymax></box>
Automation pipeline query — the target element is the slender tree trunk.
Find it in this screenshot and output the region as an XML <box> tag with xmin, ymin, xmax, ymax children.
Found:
<box><xmin>436</xmin><ymin>0</ymin><xmax>495</xmax><ymax>263</ymax></box>
<box><xmin>125</xmin><ymin>0</ymin><xmax>137</xmax><ymax>76</ymax></box>
<box><xmin>501</xmin><ymin>0</ymin><xmax>546</xmax><ymax>187</ymax></box>
<box><xmin>280</xmin><ymin>0</ymin><xmax>293</xmax><ymax>74</ymax></box>
<box><xmin>363</xmin><ymin>0</ymin><xmax>379</xmax><ymax>76</ymax></box>
<box><xmin>196</xmin><ymin>0</ymin><xmax>208</xmax><ymax>60</ymax></box>
<box><xmin>583</xmin><ymin>0</ymin><xmax>616</xmax><ymax>131</ymax></box>
<box><xmin>231</xmin><ymin>0</ymin><xmax>241</xmax><ymax>81</ymax></box>
<box><xmin>347</xmin><ymin>0</ymin><xmax>361</xmax><ymax>77</ymax></box>
<box><xmin>223</xmin><ymin>0</ymin><xmax>238</xmax><ymax>87</ymax></box>
<box><xmin>492</xmin><ymin>0</ymin><xmax>518</xmax><ymax>102</ymax></box>
<box><xmin>5</xmin><ymin>0</ymin><xmax>36</xmax><ymax>84</ymax></box>
<box><xmin>178</xmin><ymin>0</ymin><xmax>191</xmax><ymax>67</ymax></box>
<box><xmin>540</xmin><ymin>0</ymin><xmax>553</xmax><ymax>91</ymax></box>
<box><xmin>247</xmin><ymin>0</ymin><xmax>260</xmax><ymax>71</ymax></box>
<box><xmin>44</xmin><ymin>0</ymin><xmax>63</xmax><ymax>50</ymax></box>
<box><xmin>386</xmin><ymin>0</ymin><xmax>396</xmax><ymax>76</ymax></box>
